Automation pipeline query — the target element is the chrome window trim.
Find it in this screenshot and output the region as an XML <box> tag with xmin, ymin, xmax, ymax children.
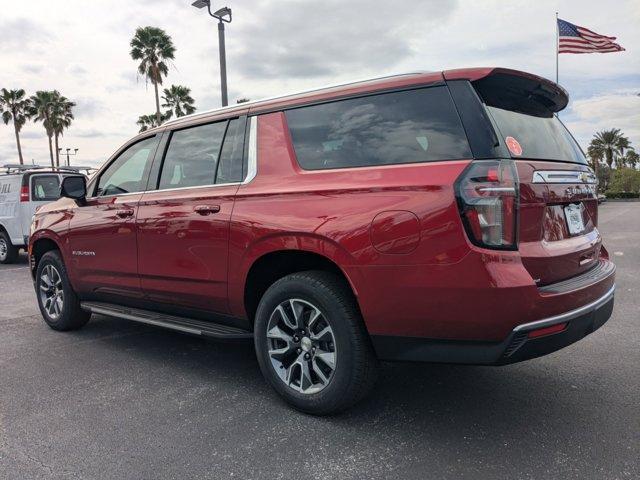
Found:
<box><xmin>532</xmin><ymin>170</ymin><xmax>597</xmax><ymax>184</ymax></box>
<box><xmin>242</xmin><ymin>116</ymin><xmax>257</xmax><ymax>185</ymax></box>
<box><xmin>85</xmin><ymin>190</ymin><xmax>144</xmax><ymax>201</ymax></box>
<box><xmin>144</xmin><ymin>182</ymin><xmax>242</xmax><ymax>194</ymax></box>
<box><xmin>83</xmin><ymin>118</ymin><xmax>257</xmax><ymax>200</ymax></box>
<box><xmin>85</xmin><ymin>181</ymin><xmax>243</xmax><ymax>200</ymax></box>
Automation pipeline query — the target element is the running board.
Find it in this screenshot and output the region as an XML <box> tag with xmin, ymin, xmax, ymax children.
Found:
<box><xmin>80</xmin><ymin>301</ymin><xmax>253</xmax><ymax>339</ymax></box>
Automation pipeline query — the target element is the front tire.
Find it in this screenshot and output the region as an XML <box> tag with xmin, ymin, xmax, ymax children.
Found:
<box><xmin>36</xmin><ymin>250</ymin><xmax>91</xmax><ymax>331</ymax></box>
<box><xmin>0</xmin><ymin>231</ymin><xmax>19</xmax><ymax>264</ymax></box>
<box><xmin>254</xmin><ymin>271</ymin><xmax>378</xmax><ymax>415</ymax></box>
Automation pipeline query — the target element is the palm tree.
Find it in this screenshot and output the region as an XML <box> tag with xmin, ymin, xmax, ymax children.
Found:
<box><xmin>616</xmin><ymin>136</ymin><xmax>632</xmax><ymax>159</ymax></box>
<box><xmin>130</xmin><ymin>26</ymin><xmax>175</xmax><ymax>125</ymax></box>
<box><xmin>624</xmin><ymin>150</ymin><xmax>639</xmax><ymax>170</ymax></box>
<box><xmin>588</xmin><ymin>129</ymin><xmax>629</xmax><ymax>169</ymax></box>
<box><xmin>50</xmin><ymin>93</ymin><xmax>75</xmax><ymax>167</ymax></box>
<box><xmin>137</xmin><ymin>111</ymin><xmax>172</xmax><ymax>133</ymax></box>
<box><xmin>0</xmin><ymin>89</ymin><xmax>31</xmax><ymax>165</ymax></box>
<box><xmin>29</xmin><ymin>90</ymin><xmax>58</xmax><ymax>168</ymax></box>
<box><xmin>162</xmin><ymin>85</ymin><xmax>196</xmax><ymax>118</ymax></box>
<box><xmin>587</xmin><ymin>144</ymin><xmax>603</xmax><ymax>178</ymax></box>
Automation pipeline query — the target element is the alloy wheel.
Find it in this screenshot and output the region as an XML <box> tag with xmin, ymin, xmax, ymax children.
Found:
<box><xmin>0</xmin><ymin>238</ymin><xmax>7</xmax><ymax>261</ymax></box>
<box><xmin>39</xmin><ymin>264</ymin><xmax>64</xmax><ymax>320</ymax></box>
<box><xmin>266</xmin><ymin>298</ymin><xmax>337</xmax><ymax>394</ymax></box>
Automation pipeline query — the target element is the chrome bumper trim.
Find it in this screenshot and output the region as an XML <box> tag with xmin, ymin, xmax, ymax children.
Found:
<box><xmin>513</xmin><ymin>284</ymin><xmax>615</xmax><ymax>333</ymax></box>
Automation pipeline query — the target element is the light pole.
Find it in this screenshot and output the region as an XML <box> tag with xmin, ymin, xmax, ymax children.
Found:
<box><xmin>57</xmin><ymin>148</ymin><xmax>78</xmax><ymax>167</ymax></box>
<box><xmin>192</xmin><ymin>0</ymin><xmax>232</xmax><ymax>107</ymax></box>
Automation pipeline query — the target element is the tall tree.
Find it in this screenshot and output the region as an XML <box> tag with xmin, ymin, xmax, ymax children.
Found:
<box><xmin>588</xmin><ymin>129</ymin><xmax>629</xmax><ymax>169</ymax></box>
<box><xmin>137</xmin><ymin>111</ymin><xmax>172</xmax><ymax>133</ymax></box>
<box><xmin>162</xmin><ymin>85</ymin><xmax>196</xmax><ymax>118</ymax></box>
<box><xmin>50</xmin><ymin>93</ymin><xmax>75</xmax><ymax>167</ymax></box>
<box><xmin>587</xmin><ymin>144</ymin><xmax>603</xmax><ymax>179</ymax></box>
<box><xmin>0</xmin><ymin>89</ymin><xmax>31</xmax><ymax>165</ymax></box>
<box><xmin>130</xmin><ymin>26</ymin><xmax>175</xmax><ymax>125</ymax></box>
<box><xmin>624</xmin><ymin>150</ymin><xmax>639</xmax><ymax>170</ymax></box>
<box><xmin>29</xmin><ymin>90</ymin><xmax>58</xmax><ymax>168</ymax></box>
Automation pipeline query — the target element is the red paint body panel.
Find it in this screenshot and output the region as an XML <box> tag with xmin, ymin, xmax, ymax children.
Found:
<box><xmin>67</xmin><ymin>194</ymin><xmax>143</xmax><ymax>298</ymax></box>
<box><xmin>136</xmin><ymin>184</ymin><xmax>239</xmax><ymax>313</ymax></box>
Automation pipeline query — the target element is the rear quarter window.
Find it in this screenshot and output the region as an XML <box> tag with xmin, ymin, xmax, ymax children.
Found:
<box><xmin>285</xmin><ymin>86</ymin><xmax>471</xmax><ymax>170</ymax></box>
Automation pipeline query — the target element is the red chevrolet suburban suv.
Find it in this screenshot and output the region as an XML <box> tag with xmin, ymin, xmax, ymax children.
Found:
<box><xmin>29</xmin><ymin>68</ymin><xmax>615</xmax><ymax>414</ymax></box>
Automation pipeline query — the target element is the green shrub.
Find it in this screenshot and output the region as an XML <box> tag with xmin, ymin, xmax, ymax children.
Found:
<box><xmin>605</xmin><ymin>191</ymin><xmax>640</xmax><ymax>199</ymax></box>
<box><xmin>608</xmin><ymin>168</ymin><xmax>640</xmax><ymax>194</ymax></box>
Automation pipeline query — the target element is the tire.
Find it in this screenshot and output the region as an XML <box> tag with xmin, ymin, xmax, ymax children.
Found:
<box><xmin>254</xmin><ymin>270</ymin><xmax>378</xmax><ymax>415</ymax></box>
<box><xmin>35</xmin><ymin>250</ymin><xmax>91</xmax><ymax>331</ymax></box>
<box><xmin>0</xmin><ymin>230</ymin><xmax>19</xmax><ymax>264</ymax></box>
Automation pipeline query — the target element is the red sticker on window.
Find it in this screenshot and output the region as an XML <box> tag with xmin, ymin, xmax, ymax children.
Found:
<box><xmin>505</xmin><ymin>136</ymin><xmax>522</xmax><ymax>156</ymax></box>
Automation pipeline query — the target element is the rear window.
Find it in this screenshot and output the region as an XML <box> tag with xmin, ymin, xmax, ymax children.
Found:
<box><xmin>31</xmin><ymin>175</ymin><xmax>60</xmax><ymax>201</ymax></box>
<box><xmin>285</xmin><ymin>86</ymin><xmax>471</xmax><ymax>170</ymax></box>
<box><xmin>486</xmin><ymin>106</ymin><xmax>587</xmax><ymax>164</ymax></box>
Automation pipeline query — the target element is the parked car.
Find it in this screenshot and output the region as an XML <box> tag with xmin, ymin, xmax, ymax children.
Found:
<box><xmin>29</xmin><ymin>68</ymin><xmax>615</xmax><ymax>414</ymax></box>
<box><xmin>598</xmin><ymin>193</ymin><xmax>607</xmax><ymax>204</ymax></box>
<box><xmin>0</xmin><ymin>164</ymin><xmax>86</xmax><ymax>264</ymax></box>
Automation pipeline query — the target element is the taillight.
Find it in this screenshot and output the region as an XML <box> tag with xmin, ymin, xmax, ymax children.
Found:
<box><xmin>20</xmin><ymin>185</ymin><xmax>29</xmax><ymax>202</ymax></box>
<box><xmin>455</xmin><ymin>159</ymin><xmax>519</xmax><ymax>250</ymax></box>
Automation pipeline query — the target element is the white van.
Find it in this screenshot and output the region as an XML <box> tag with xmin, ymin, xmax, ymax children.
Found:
<box><xmin>0</xmin><ymin>165</ymin><xmax>89</xmax><ymax>264</ymax></box>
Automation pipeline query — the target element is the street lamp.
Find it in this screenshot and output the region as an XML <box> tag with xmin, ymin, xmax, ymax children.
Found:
<box><xmin>58</xmin><ymin>148</ymin><xmax>79</xmax><ymax>167</ymax></box>
<box><xmin>192</xmin><ymin>0</ymin><xmax>233</xmax><ymax>107</ymax></box>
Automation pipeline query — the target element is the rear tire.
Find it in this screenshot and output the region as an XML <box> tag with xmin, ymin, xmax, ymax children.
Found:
<box><xmin>0</xmin><ymin>231</ymin><xmax>19</xmax><ymax>264</ymax></box>
<box><xmin>254</xmin><ymin>270</ymin><xmax>378</xmax><ymax>415</ymax></box>
<box><xmin>35</xmin><ymin>250</ymin><xmax>91</xmax><ymax>331</ymax></box>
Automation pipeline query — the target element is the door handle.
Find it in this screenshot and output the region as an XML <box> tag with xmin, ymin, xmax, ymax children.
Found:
<box><xmin>115</xmin><ymin>209</ymin><xmax>134</xmax><ymax>218</ymax></box>
<box><xmin>194</xmin><ymin>205</ymin><xmax>221</xmax><ymax>216</ymax></box>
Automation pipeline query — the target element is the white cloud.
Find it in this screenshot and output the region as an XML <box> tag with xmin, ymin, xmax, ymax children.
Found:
<box><xmin>0</xmin><ymin>0</ymin><xmax>638</xmax><ymax>167</ymax></box>
<box><xmin>565</xmin><ymin>90</ymin><xmax>640</xmax><ymax>149</ymax></box>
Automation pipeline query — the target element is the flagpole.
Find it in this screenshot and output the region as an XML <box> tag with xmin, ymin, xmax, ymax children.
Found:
<box><xmin>556</xmin><ymin>12</ymin><xmax>560</xmax><ymax>83</ymax></box>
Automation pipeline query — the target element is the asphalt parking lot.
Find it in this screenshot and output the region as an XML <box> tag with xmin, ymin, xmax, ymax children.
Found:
<box><xmin>0</xmin><ymin>202</ymin><xmax>638</xmax><ymax>480</ymax></box>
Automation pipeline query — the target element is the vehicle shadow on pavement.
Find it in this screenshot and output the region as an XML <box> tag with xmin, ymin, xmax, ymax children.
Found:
<box><xmin>77</xmin><ymin>314</ymin><xmax>607</xmax><ymax>436</ymax></box>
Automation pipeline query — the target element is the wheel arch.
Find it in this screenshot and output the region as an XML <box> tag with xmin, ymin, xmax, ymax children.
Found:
<box><xmin>241</xmin><ymin>248</ymin><xmax>362</xmax><ymax>326</ymax></box>
<box><xmin>31</xmin><ymin>235</ymin><xmax>64</xmax><ymax>279</ymax></box>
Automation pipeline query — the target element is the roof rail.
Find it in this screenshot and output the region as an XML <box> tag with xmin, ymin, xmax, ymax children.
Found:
<box><xmin>162</xmin><ymin>71</ymin><xmax>428</xmax><ymax>127</ymax></box>
<box><xmin>1</xmin><ymin>164</ymin><xmax>45</xmax><ymax>174</ymax></box>
<box><xmin>1</xmin><ymin>164</ymin><xmax>96</xmax><ymax>175</ymax></box>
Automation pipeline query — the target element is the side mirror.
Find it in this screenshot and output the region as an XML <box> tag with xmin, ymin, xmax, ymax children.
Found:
<box><xmin>61</xmin><ymin>176</ymin><xmax>87</xmax><ymax>202</ymax></box>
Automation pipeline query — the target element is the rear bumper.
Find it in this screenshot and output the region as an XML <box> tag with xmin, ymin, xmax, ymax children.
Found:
<box><xmin>371</xmin><ymin>285</ymin><xmax>615</xmax><ymax>365</ymax></box>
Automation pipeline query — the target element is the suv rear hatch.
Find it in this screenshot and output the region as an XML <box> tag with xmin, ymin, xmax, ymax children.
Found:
<box><xmin>450</xmin><ymin>68</ymin><xmax>601</xmax><ymax>286</ymax></box>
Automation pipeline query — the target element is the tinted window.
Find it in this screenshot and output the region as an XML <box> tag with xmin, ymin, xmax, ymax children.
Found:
<box><xmin>32</xmin><ymin>175</ymin><xmax>60</xmax><ymax>201</ymax></box>
<box><xmin>97</xmin><ymin>136</ymin><xmax>157</xmax><ymax>196</ymax></box>
<box><xmin>285</xmin><ymin>87</ymin><xmax>471</xmax><ymax>170</ymax></box>
<box><xmin>159</xmin><ymin>121</ymin><xmax>227</xmax><ymax>189</ymax></box>
<box><xmin>216</xmin><ymin>118</ymin><xmax>246</xmax><ymax>184</ymax></box>
<box><xmin>486</xmin><ymin>106</ymin><xmax>586</xmax><ymax>164</ymax></box>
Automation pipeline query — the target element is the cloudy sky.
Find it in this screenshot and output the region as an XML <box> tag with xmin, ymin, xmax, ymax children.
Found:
<box><xmin>0</xmin><ymin>0</ymin><xmax>638</xmax><ymax>167</ymax></box>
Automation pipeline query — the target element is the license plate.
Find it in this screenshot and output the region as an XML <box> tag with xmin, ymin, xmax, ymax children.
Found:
<box><xmin>564</xmin><ymin>203</ymin><xmax>585</xmax><ymax>235</ymax></box>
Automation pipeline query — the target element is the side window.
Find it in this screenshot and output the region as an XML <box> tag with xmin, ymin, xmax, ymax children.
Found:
<box><xmin>97</xmin><ymin>136</ymin><xmax>157</xmax><ymax>196</ymax></box>
<box><xmin>285</xmin><ymin>86</ymin><xmax>472</xmax><ymax>170</ymax></box>
<box><xmin>159</xmin><ymin>121</ymin><xmax>227</xmax><ymax>190</ymax></box>
<box><xmin>31</xmin><ymin>175</ymin><xmax>61</xmax><ymax>201</ymax></box>
<box><xmin>216</xmin><ymin>117</ymin><xmax>246</xmax><ymax>184</ymax></box>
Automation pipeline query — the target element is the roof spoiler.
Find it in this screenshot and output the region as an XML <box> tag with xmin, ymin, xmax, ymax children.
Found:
<box><xmin>444</xmin><ymin>68</ymin><xmax>568</xmax><ymax>118</ymax></box>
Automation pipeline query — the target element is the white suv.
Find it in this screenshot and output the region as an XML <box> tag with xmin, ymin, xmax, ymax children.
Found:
<box><xmin>0</xmin><ymin>165</ymin><xmax>87</xmax><ymax>264</ymax></box>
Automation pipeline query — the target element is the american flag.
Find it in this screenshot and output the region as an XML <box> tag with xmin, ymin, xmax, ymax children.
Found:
<box><xmin>557</xmin><ymin>19</ymin><xmax>625</xmax><ymax>54</ymax></box>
